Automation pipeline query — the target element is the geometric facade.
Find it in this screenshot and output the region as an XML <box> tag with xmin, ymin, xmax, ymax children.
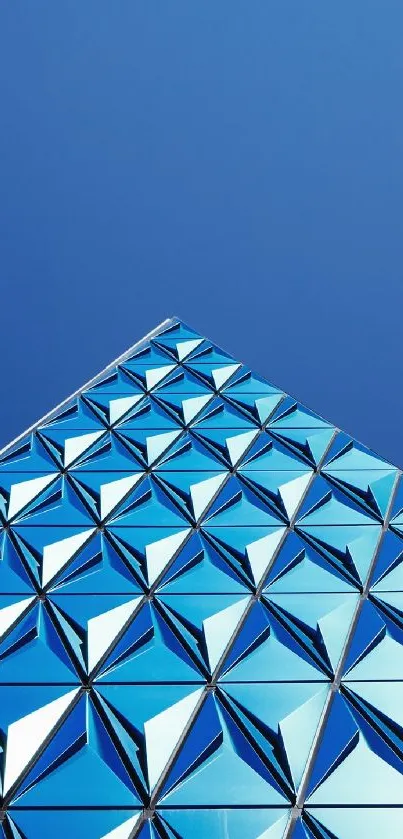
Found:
<box><xmin>0</xmin><ymin>316</ymin><xmax>402</xmax><ymax>838</ymax></box>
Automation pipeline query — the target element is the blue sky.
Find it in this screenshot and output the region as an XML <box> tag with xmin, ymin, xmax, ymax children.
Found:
<box><xmin>0</xmin><ymin>1</ymin><xmax>402</xmax><ymax>464</ymax></box>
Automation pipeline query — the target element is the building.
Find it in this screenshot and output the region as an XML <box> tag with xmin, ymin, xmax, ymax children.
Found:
<box><xmin>0</xmin><ymin>317</ymin><xmax>401</xmax><ymax>838</ymax></box>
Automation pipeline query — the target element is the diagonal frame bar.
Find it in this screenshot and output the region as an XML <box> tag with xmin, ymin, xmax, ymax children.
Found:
<box><xmin>283</xmin><ymin>468</ymin><xmax>402</xmax><ymax>837</ymax></box>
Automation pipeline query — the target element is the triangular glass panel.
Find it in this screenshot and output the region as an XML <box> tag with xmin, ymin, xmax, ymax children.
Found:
<box><xmin>0</xmin><ymin>317</ymin><xmax>400</xmax><ymax>827</ymax></box>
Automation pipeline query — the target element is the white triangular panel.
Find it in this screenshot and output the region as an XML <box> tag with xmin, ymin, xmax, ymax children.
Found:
<box><xmin>144</xmin><ymin>687</ymin><xmax>203</xmax><ymax>790</ymax></box>
<box><xmin>145</xmin><ymin>365</ymin><xmax>176</xmax><ymax>390</ymax></box>
<box><xmin>190</xmin><ymin>473</ymin><xmax>227</xmax><ymax>521</ymax></box>
<box><xmin>87</xmin><ymin>597</ymin><xmax>142</xmax><ymax>673</ymax></box>
<box><xmin>109</xmin><ymin>395</ymin><xmax>144</xmax><ymax>425</ymax></box>
<box><xmin>246</xmin><ymin>528</ymin><xmax>286</xmax><ymax>586</ymax></box>
<box><xmin>226</xmin><ymin>430</ymin><xmax>257</xmax><ymax>466</ymax></box>
<box><xmin>211</xmin><ymin>364</ymin><xmax>240</xmax><ymax>390</ymax></box>
<box><xmin>0</xmin><ymin>596</ymin><xmax>35</xmax><ymax>640</ymax></box>
<box><xmin>146</xmin><ymin>430</ymin><xmax>181</xmax><ymax>465</ymax></box>
<box><xmin>182</xmin><ymin>395</ymin><xmax>212</xmax><ymax>425</ymax></box>
<box><xmin>100</xmin><ymin>813</ymin><xmax>142</xmax><ymax>839</ymax></box>
<box><xmin>8</xmin><ymin>473</ymin><xmax>59</xmax><ymax>520</ymax></box>
<box><xmin>64</xmin><ymin>431</ymin><xmax>104</xmax><ymax>467</ymax></box>
<box><xmin>279</xmin><ymin>473</ymin><xmax>313</xmax><ymax>518</ymax></box>
<box><xmin>203</xmin><ymin>596</ymin><xmax>250</xmax><ymax>672</ymax></box>
<box><xmin>145</xmin><ymin>529</ymin><xmax>191</xmax><ymax>585</ymax></box>
<box><xmin>100</xmin><ymin>474</ymin><xmax>144</xmax><ymax>520</ymax></box>
<box><xmin>3</xmin><ymin>687</ymin><xmax>79</xmax><ymax>795</ymax></box>
<box><xmin>42</xmin><ymin>528</ymin><xmax>96</xmax><ymax>587</ymax></box>
<box><xmin>176</xmin><ymin>339</ymin><xmax>204</xmax><ymax>361</ymax></box>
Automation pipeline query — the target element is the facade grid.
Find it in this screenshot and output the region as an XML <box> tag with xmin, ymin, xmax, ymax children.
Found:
<box><xmin>0</xmin><ymin>317</ymin><xmax>402</xmax><ymax>839</ymax></box>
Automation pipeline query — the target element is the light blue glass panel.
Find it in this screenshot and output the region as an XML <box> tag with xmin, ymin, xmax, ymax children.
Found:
<box><xmin>0</xmin><ymin>317</ymin><xmax>400</xmax><ymax>834</ymax></box>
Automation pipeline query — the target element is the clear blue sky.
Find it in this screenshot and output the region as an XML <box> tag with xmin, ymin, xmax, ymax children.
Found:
<box><xmin>1</xmin><ymin>2</ymin><xmax>402</xmax><ymax>464</ymax></box>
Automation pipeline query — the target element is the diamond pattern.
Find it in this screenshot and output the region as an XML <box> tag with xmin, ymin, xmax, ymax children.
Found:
<box><xmin>0</xmin><ymin>317</ymin><xmax>400</xmax><ymax>838</ymax></box>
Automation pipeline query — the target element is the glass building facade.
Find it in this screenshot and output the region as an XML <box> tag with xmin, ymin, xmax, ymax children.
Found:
<box><xmin>0</xmin><ymin>316</ymin><xmax>402</xmax><ymax>838</ymax></box>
